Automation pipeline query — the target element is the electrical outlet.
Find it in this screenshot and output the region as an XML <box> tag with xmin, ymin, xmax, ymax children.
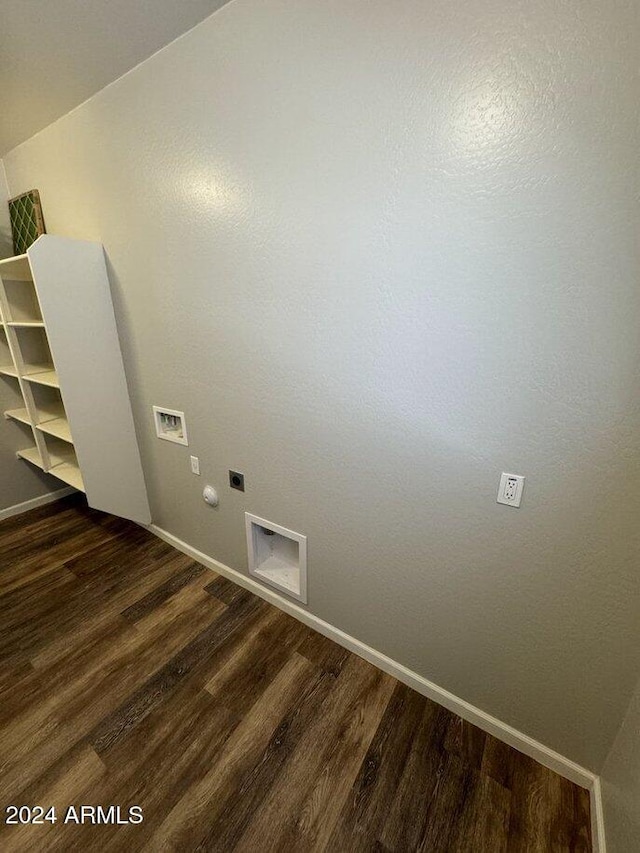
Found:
<box><xmin>497</xmin><ymin>472</ymin><xmax>525</xmax><ymax>508</ymax></box>
<box><xmin>190</xmin><ymin>456</ymin><xmax>200</xmax><ymax>476</ymax></box>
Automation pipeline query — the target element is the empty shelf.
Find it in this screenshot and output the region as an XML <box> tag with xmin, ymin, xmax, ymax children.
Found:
<box><xmin>49</xmin><ymin>462</ymin><xmax>84</xmax><ymax>492</ymax></box>
<box><xmin>0</xmin><ymin>364</ymin><xmax>59</xmax><ymax>385</ymax></box>
<box><xmin>48</xmin><ymin>445</ymin><xmax>84</xmax><ymax>492</ymax></box>
<box><xmin>0</xmin><ymin>254</ymin><xmax>32</xmax><ymax>281</ymax></box>
<box><xmin>37</xmin><ymin>416</ymin><xmax>72</xmax><ymax>443</ymax></box>
<box><xmin>17</xmin><ymin>446</ymin><xmax>44</xmax><ymax>468</ymax></box>
<box><xmin>7</xmin><ymin>321</ymin><xmax>45</xmax><ymax>328</ymax></box>
<box><xmin>5</xmin><ymin>408</ymin><xmax>32</xmax><ymax>426</ymax></box>
<box><xmin>17</xmin><ymin>443</ymin><xmax>84</xmax><ymax>492</ymax></box>
<box><xmin>20</xmin><ymin>362</ymin><xmax>54</xmax><ymax>375</ymax></box>
<box><xmin>35</xmin><ymin>403</ymin><xmax>65</xmax><ymax>423</ymax></box>
<box><xmin>23</xmin><ymin>369</ymin><xmax>59</xmax><ymax>388</ymax></box>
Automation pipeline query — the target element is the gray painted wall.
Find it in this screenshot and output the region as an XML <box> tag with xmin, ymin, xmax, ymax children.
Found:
<box><xmin>3</xmin><ymin>0</ymin><xmax>639</xmax><ymax>771</ymax></box>
<box><xmin>0</xmin><ymin>167</ymin><xmax>60</xmax><ymax>510</ymax></box>
<box><xmin>602</xmin><ymin>679</ymin><xmax>640</xmax><ymax>851</ymax></box>
<box><xmin>0</xmin><ymin>0</ymin><xmax>234</xmax><ymax>154</ymax></box>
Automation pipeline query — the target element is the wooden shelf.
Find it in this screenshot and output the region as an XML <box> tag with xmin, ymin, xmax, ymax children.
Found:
<box><xmin>17</xmin><ymin>442</ymin><xmax>84</xmax><ymax>493</ymax></box>
<box><xmin>20</xmin><ymin>362</ymin><xmax>53</xmax><ymax>375</ymax></box>
<box><xmin>37</xmin><ymin>416</ymin><xmax>72</xmax><ymax>443</ymax></box>
<box><xmin>5</xmin><ymin>407</ymin><xmax>31</xmax><ymax>426</ymax></box>
<box><xmin>48</xmin><ymin>443</ymin><xmax>75</xmax><ymax>465</ymax></box>
<box><xmin>0</xmin><ymin>254</ymin><xmax>31</xmax><ymax>281</ymax></box>
<box><xmin>2</xmin><ymin>272</ymin><xmax>43</xmax><ymax>323</ymax></box>
<box><xmin>7</xmin><ymin>404</ymin><xmax>69</xmax><ymax>435</ymax></box>
<box><xmin>17</xmin><ymin>446</ymin><xmax>44</xmax><ymax>468</ymax></box>
<box><xmin>48</xmin><ymin>445</ymin><xmax>84</xmax><ymax>491</ymax></box>
<box><xmin>50</xmin><ymin>462</ymin><xmax>84</xmax><ymax>491</ymax></box>
<box><xmin>0</xmin><ymin>365</ymin><xmax>19</xmax><ymax>378</ymax></box>
<box><xmin>23</xmin><ymin>368</ymin><xmax>59</xmax><ymax>388</ymax></box>
<box><xmin>34</xmin><ymin>402</ymin><xmax>65</xmax><ymax>422</ymax></box>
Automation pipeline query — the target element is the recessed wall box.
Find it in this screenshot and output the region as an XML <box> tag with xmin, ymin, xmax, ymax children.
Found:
<box><xmin>229</xmin><ymin>470</ymin><xmax>245</xmax><ymax>491</ymax></box>
<box><xmin>153</xmin><ymin>406</ymin><xmax>188</xmax><ymax>446</ymax></box>
<box><xmin>245</xmin><ymin>513</ymin><xmax>307</xmax><ymax>604</ymax></box>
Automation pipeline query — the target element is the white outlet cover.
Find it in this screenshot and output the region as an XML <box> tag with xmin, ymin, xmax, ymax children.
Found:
<box><xmin>497</xmin><ymin>472</ymin><xmax>525</xmax><ymax>508</ymax></box>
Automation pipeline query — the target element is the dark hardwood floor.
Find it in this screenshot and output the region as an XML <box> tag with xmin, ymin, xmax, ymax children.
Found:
<box><xmin>0</xmin><ymin>496</ymin><xmax>592</xmax><ymax>851</ymax></box>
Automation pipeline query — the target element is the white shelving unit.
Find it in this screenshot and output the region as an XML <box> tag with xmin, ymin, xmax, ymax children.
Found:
<box><xmin>0</xmin><ymin>235</ymin><xmax>150</xmax><ymax>525</ymax></box>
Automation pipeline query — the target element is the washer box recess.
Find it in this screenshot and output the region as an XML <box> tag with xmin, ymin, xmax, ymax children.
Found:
<box><xmin>153</xmin><ymin>406</ymin><xmax>188</xmax><ymax>446</ymax></box>
<box><xmin>245</xmin><ymin>513</ymin><xmax>307</xmax><ymax>604</ymax></box>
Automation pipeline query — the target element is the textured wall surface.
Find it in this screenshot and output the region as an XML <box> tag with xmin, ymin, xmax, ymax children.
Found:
<box><xmin>3</xmin><ymin>0</ymin><xmax>639</xmax><ymax>770</ymax></box>
<box><xmin>0</xmin><ymin>167</ymin><xmax>59</xmax><ymax>510</ymax></box>
<box><xmin>602</xmin><ymin>679</ymin><xmax>640</xmax><ymax>851</ymax></box>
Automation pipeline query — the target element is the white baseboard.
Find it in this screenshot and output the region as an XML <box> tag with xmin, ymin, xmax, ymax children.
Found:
<box><xmin>147</xmin><ymin>522</ymin><xmax>606</xmax><ymax>851</ymax></box>
<box><xmin>0</xmin><ymin>487</ymin><xmax>75</xmax><ymax>522</ymax></box>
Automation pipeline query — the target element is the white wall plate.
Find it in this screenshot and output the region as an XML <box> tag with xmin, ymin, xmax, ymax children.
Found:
<box><xmin>496</xmin><ymin>472</ymin><xmax>525</xmax><ymax>508</ymax></box>
<box><xmin>153</xmin><ymin>406</ymin><xmax>188</xmax><ymax>446</ymax></box>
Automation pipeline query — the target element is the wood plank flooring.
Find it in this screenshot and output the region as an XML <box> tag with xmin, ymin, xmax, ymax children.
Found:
<box><xmin>0</xmin><ymin>496</ymin><xmax>592</xmax><ymax>852</ymax></box>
